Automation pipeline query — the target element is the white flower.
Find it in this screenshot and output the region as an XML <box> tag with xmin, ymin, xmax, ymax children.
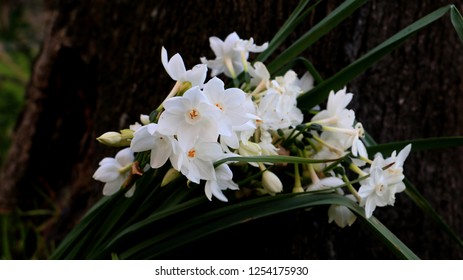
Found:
<box><xmin>296</xmin><ymin>71</ymin><xmax>314</xmax><ymax>93</ymax></box>
<box><xmin>201</xmin><ymin>32</ymin><xmax>267</xmax><ymax>78</ymax></box>
<box><xmin>306</xmin><ymin>176</ymin><xmax>344</xmax><ymax>192</ymax></box>
<box><xmin>205</xmin><ymin>164</ymin><xmax>239</xmax><ymax>202</ymax></box>
<box><xmin>93</xmin><ymin>148</ymin><xmax>134</xmax><ymax>196</ymax></box>
<box><xmin>203</xmin><ymin>77</ymin><xmax>257</xmax><ymax>146</ymax></box>
<box><xmin>177</xmin><ymin>140</ymin><xmax>224</xmax><ymax>184</ymax></box>
<box><xmin>328</xmin><ymin>194</ymin><xmax>357</xmax><ymax>228</ymax></box>
<box><xmin>161</xmin><ymin>47</ymin><xmax>207</xmax><ymax>87</ymax></box>
<box><xmin>248</xmin><ymin>61</ymin><xmax>270</xmax><ymax>88</ymax></box>
<box><xmin>375</xmin><ymin>144</ymin><xmax>411</xmax><ymax>181</ymax></box>
<box><xmin>348</xmin><ymin>123</ymin><xmax>367</xmax><ymax>158</ymax></box>
<box><xmin>130</xmin><ymin>123</ymin><xmax>181</xmax><ymax>169</ymax></box>
<box><xmin>158</xmin><ymin>86</ymin><xmax>222</xmax><ymax>149</ymax></box>
<box><xmin>270</xmin><ymin>70</ymin><xmax>303</xmax><ymax>97</ymax></box>
<box><xmin>311</xmin><ymin>87</ymin><xmax>355</xmax><ymax>129</ymax></box>
<box><xmin>358</xmin><ymin>144</ymin><xmax>411</xmax><ymax>218</ymax></box>
<box><xmin>358</xmin><ymin>165</ymin><xmax>406</xmax><ymax>219</ymax></box>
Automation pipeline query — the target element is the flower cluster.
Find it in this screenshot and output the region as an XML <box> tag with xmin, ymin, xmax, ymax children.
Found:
<box><xmin>93</xmin><ymin>32</ymin><xmax>411</xmax><ymax>227</ymax></box>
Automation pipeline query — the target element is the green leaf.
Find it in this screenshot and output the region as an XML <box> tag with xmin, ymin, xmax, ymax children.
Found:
<box><xmin>214</xmin><ymin>155</ymin><xmax>341</xmax><ymax>167</ymax></box>
<box><xmin>366</xmin><ymin>136</ymin><xmax>463</xmax><ymax>156</ymax></box>
<box><xmin>266</xmin><ymin>0</ymin><xmax>367</xmax><ymax>74</ymax></box>
<box><xmin>114</xmin><ymin>193</ymin><xmax>418</xmax><ymax>260</ymax></box>
<box><xmin>450</xmin><ymin>5</ymin><xmax>463</xmax><ymax>42</ymax></box>
<box><xmin>257</xmin><ymin>0</ymin><xmax>321</xmax><ymax>63</ymax></box>
<box><xmin>297</xmin><ymin>4</ymin><xmax>456</xmax><ymax>110</ymax></box>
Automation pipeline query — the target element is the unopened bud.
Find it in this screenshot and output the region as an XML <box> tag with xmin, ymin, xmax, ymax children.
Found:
<box><xmin>238</xmin><ymin>141</ymin><xmax>262</xmax><ymax>157</ymax></box>
<box><xmin>140</xmin><ymin>114</ymin><xmax>150</xmax><ymax>125</ymax></box>
<box><xmin>161</xmin><ymin>168</ymin><xmax>181</xmax><ymax>187</ymax></box>
<box><xmin>96</xmin><ymin>130</ymin><xmax>133</xmax><ymax>147</ymax></box>
<box><xmin>262</xmin><ymin>170</ymin><xmax>283</xmax><ymax>195</ymax></box>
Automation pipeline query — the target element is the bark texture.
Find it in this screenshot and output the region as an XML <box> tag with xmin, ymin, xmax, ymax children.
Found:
<box><xmin>1</xmin><ymin>0</ymin><xmax>463</xmax><ymax>259</ymax></box>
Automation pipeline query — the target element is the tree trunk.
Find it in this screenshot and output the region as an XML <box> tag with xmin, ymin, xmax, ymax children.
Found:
<box><xmin>1</xmin><ymin>0</ymin><xmax>463</xmax><ymax>259</ymax></box>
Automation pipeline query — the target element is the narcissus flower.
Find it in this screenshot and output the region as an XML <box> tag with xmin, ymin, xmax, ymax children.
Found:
<box><xmin>328</xmin><ymin>194</ymin><xmax>357</xmax><ymax>228</ymax></box>
<box><xmin>93</xmin><ymin>148</ymin><xmax>134</xmax><ymax>196</ymax></box>
<box><xmin>158</xmin><ymin>86</ymin><xmax>222</xmax><ymax>150</ymax></box>
<box><xmin>201</xmin><ymin>32</ymin><xmax>267</xmax><ymax>78</ymax></box>
<box><xmin>130</xmin><ymin>123</ymin><xmax>181</xmax><ymax>170</ymax></box>
<box><xmin>205</xmin><ymin>164</ymin><xmax>239</xmax><ymax>202</ymax></box>
<box><xmin>161</xmin><ymin>47</ymin><xmax>207</xmax><ymax>87</ymax></box>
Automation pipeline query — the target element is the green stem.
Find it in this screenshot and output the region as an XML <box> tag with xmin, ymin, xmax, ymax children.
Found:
<box><xmin>342</xmin><ymin>174</ymin><xmax>362</xmax><ymax>203</ymax></box>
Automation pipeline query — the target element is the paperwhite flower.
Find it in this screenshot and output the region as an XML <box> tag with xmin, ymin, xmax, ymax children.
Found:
<box><xmin>158</xmin><ymin>86</ymin><xmax>222</xmax><ymax>149</ymax></box>
<box><xmin>358</xmin><ymin>144</ymin><xmax>411</xmax><ymax>218</ymax></box>
<box><xmin>311</xmin><ymin>87</ymin><xmax>355</xmax><ymax>129</ymax></box>
<box><xmin>201</xmin><ymin>32</ymin><xmax>267</xmax><ymax>78</ymax></box>
<box><xmin>177</xmin><ymin>140</ymin><xmax>224</xmax><ymax>184</ymax></box>
<box><xmin>248</xmin><ymin>61</ymin><xmax>270</xmax><ymax>88</ymax></box>
<box><xmin>270</xmin><ymin>70</ymin><xmax>303</xmax><ymax>97</ymax></box>
<box><xmin>296</xmin><ymin>71</ymin><xmax>314</xmax><ymax>93</ymax></box>
<box><xmin>306</xmin><ymin>176</ymin><xmax>344</xmax><ymax>192</ymax></box>
<box><xmin>358</xmin><ymin>164</ymin><xmax>406</xmax><ymax>219</ymax></box>
<box><xmin>161</xmin><ymin>47</ymin><xmax>207</xmax><ymax>87</ymax></box>
<box><xmin>205</xmin><ymin>164</ymin><xmax>239</xmax><ymax>202</ymax></box>
<box><xmin>203</xmin><ymin>77</ymin><xmax>257</xmax><ymax>140</ymax></box>
<box><xmin>130</xmin><ymin>123</ymin><xmax>181</xmax><ymax>169</ymax></box>
<box><xmin>328</xmin><ymin>194</ymin><xmax>357</xmax><ymax>228</ymax></box>
<box><xmin>93</xmin><ymin>148</ymin><xmax>134</xmax><ymax>196</ymax></box>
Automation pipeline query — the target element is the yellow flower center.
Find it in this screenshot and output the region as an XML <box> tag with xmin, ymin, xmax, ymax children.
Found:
<box><xmin>215</xmin><ymin>103</ymin><xmax>223</xmax><ymax>111</ymax></box>
<box><xmin>188</xmin><ymin>148</ymin><xmax>196</xmax><ymax>158</ymax></box>
<box><xmin>189</xmin><ymin>109</ymin><xmax>199</xmax><ymax>120</ymax></box>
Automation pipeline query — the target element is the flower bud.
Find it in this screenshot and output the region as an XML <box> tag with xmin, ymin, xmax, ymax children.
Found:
<box><xmin>161</xmin><ymin>168</ymin><xmax>181</xmax><ymax>187</ymax></box>
<box><xmin>97</xmin><ymin>131</ymin><xmax>123</xmax><ymax>146</ymax></box>
<box><xmin>140</xmin><ymin>114</ymin><xmax>150</xmax><ymax>125</ymax></box>
<box><xmin>96</xmin><ymin>130</ymin><xmax>133</xmax><ymax>147</ymax></box>
<box><xmin>238</xmin><ymin>141</ymin><xmax>262</xmax><ymax>156</ymax></box>
<box><xmin>262</xmin><ymin>170</ymin><xmax>283</xmax><ymax>195</ymax></box>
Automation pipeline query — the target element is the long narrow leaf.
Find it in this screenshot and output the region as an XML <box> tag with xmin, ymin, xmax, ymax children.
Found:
<box><xmin>450</xmin><ymin>5</ymin><xmax>463</xmax><ymax>42</ymax></box>
<box><xmin>214</xmin><ymin>155</ymin><xmax>341</xmax><ymax>167</ymax></box>
<box><xmin>267</xmin><ymin>0</ymin><xmax>367</xmax><ymax>74</ymax></box>
<box><xmin>115</xmin><ymin>193</ymin><xmax>418</xmax><ymax>260</ymax></box>
<box><xmin>367</xmin><ymin>136</ymin><xmax>463</xmax><ymax>155</ymax></box>
<box><xmin>257</xmin><ymin>0</ymin><xmax>322</xmax><ymax>62</ymax></box>
<box><xmin>257</xmin><ymin>0</ymin><xmax>310</xmax><ymax>62</ymax></box>
<box><xmin>297</xmin><ymin>5</ymin><xmax>455</xmax><ymax>110</ymax></box>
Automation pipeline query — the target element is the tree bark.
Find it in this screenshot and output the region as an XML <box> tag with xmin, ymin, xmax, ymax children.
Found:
<box><xmin>1</xmin><ymin>0</ymin><xmax>463</xmax><ymax>259</ymax></box>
